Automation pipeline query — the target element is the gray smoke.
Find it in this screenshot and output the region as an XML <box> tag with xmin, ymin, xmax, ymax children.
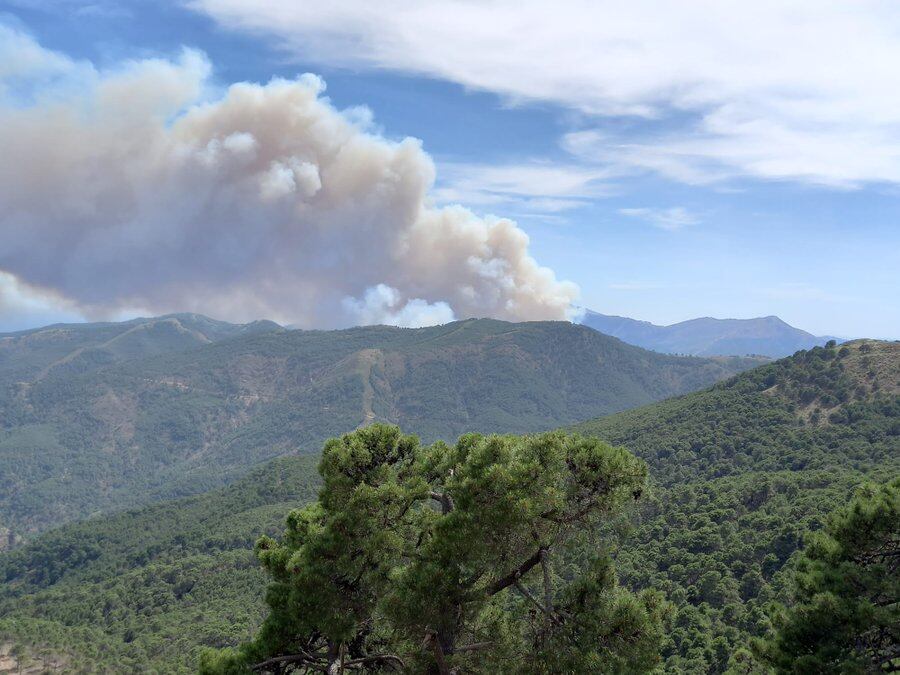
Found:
<box><xmin>0</xmin><ymin>28</ymin><xmax>578</xmax><ymax>328</ymax></box>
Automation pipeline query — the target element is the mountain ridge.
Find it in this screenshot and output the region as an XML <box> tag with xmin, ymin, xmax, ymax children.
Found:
<box><xmin>579</xmin><ymin>310</ymin><xmax>836</xmax><ymax>357</ymax></box>
<box><xmin>0</xmin><ymin>313</ymin><xmax>283</xmax><ymax>384</ymax></box>
<box><xmin>0</xmin><ymin>316</ymin><xmax>763</xmax><ymax>542</ymax></box>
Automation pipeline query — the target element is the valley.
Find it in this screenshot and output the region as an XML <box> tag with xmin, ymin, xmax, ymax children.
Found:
<box><xmin>0</xmin><ymin>317</ymin><xmax>762</xmax><ymax>542</ymax></box>
<box><xmin>0</xmin><ymin>338</ymin><xmax>895</xmax><ymax>673</ymax></box>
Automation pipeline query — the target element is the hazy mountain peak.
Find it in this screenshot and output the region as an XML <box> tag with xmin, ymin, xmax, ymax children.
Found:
<box><xmin>580</xmin><ymin>310</ymin><xmax>832</xmax><ymax>358</ymax></box>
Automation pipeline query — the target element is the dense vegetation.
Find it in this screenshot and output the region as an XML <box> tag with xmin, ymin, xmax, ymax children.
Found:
<box><xmin>0</xmin><ymin>313</ymin><xmax>280</xmax><ymax>384</ymax></box>
<box><xmin>0</xmin><ymin>339</ymin><xmax>894</xmax><ymax>672</ymax></box>
<box><xmin>573</xmin><ymin>339</ymin><xmax>899</xmax><ymax>672</ymax></box>
<box><xmin>201</xmin><ymin>425</ymin><xmax>667</xmax><ymax>674</ymax></box>
<box><xmin>758</xmin><ymin>478</ymin><xmax>899</xmax><ymax>673</ymax></box>
<box><xmin>0</xmin><ymin>316</ymin><xmax>760</xmax><ymax>542</ymax></box>
<box><xmin>0</xmin><ymin>455</ymin><xmax>320</xmax><ymax>672</ymax></box>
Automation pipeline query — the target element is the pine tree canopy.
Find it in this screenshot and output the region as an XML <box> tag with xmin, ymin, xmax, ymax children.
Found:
<box><xmin>199</xmin><ymin>424</ymin><xmax>668</xmax><ymax>674</ymax></box>
<box><xmin>757</xmin><ymin>477</ymin><xmax>899</xmax><ymax>673</ymax></box>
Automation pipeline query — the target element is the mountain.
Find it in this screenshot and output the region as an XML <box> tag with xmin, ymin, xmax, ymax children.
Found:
<box><xmin>0</xmin><ymin>316</ymin><xmax>762</xmax><ymax>543</ymax></box>
<box><xmin>0</xmin><ymin>341</ymin><xmax>894</xmax><ymax>673</ymax></box>
<box><xmin>572</xmin><ymin>338</ymin><xmax>898</xmax><ymax>482</ymax></box>
<box><xmin>580</xmin><ymin>310</ymin><xmax>832</xmax><ymax>357</ymax></box>
<box><xmin>570</xmin><ymin>338</ymin><xmax>899</xmax><ymax>671</ymax></box>
<box><xmin>0</xmin><ymin>313</ymin><xmax>282</xmax><ymax>384</ymax></box>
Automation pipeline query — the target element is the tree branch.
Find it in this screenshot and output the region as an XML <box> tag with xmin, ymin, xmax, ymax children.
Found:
<box><xmin>429</xmin><ymin>490</ymin><xmax>455</xmax><ymax>514</ymax></box>
<box><xmin>344</xmin><ymin>653</ymin><xmax>405</xmax><ymax>670</ymax></box>
<box><xmin>515</xmin><ymin>579</ymin><xmax>562</xmax><ymax>626</ymax></box>
<box><xmin>251</xmin><ymin>651</ymin><xmax>326</xmax><ymax>671</ymax></box>
<box><xmin>540</xmin><ymin>548</ymin><xmax>554</xmax><ymax>615</ymax></box>
<box><xmin>479</xmin><ymin>547</ymin><xmax>545</xmax><ymax>598</ymax></box>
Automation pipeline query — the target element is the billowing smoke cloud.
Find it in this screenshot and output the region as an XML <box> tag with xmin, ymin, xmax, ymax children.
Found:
<box><xmin>0</xmin><ymin>26</ymin><xmax>578</xmax><ymax>328</ymax></box>
<box><xmin>342</xmin><ymin>284</ymin><xmax>455</xmax><ymax>329</ymax></box>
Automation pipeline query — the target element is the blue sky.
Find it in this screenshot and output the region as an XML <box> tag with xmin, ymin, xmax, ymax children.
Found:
<box><xmin>1</xmin><ymin>1</ymin><xmax>898</xmax><ymax>338</ymax></box>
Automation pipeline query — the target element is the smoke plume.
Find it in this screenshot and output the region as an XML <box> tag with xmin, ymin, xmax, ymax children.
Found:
<box><xmin>0</xmin><ymin>27</ymin><xmax>578</xmax><ymax>328</ymax></box>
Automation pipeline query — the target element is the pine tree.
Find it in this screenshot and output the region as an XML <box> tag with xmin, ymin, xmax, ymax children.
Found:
<box><xmin>200</xmin><ymin>424</ymin><xmax>668</xmax><ymax>674</ymax></box>
<box><xmin>758</xmin><ymin>478</ymin><xmax>899</xmax><ymax>673</ymax></box>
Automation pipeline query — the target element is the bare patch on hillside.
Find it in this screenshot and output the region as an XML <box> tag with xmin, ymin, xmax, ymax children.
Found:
<box><xmin>839</xmin><ymin>340</ymin><xmax>900</xmax><ymax>395</ymax></box>
<box><xmin>792</xmin><ymin>340</ymin><xmax>899</xmax><ymax>425</ymax></box>
<box><xmin>90</xmin><ymin>389</ymin><xmax>137</xmax><ymax>446</ymax></box>
<box><xmin>0</xmin><ymin>642</ymin><xmax>70</xmax><ymax>674</ymax></box>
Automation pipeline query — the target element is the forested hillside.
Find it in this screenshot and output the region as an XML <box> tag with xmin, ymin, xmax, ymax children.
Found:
<box><xmin>573</xmin><ymin>339</ymin><xmax>899</xmax><ymax>672</ymax></box>
<box><xmin>0</xmin><ymin>456</ymin><xmax>320</xmax><ymax>672</ymax></box>
<box><xmin>0</xmin><ymin>340</ymin><xmax>894</xmax><ymax>673</ymax></box>
<box><xmin>0</xmin><ymin>313</ymin><xmax>281</xmax><ymax>383</ymax></box>
<box><xmin>0</xmin><ymin>317</ymin><xmax>760</xmax><ymax>542</ymax></box>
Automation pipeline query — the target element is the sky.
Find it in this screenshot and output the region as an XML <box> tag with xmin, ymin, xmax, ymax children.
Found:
<box><xmin>0</xmin><ymin>1</ymin><xmax>898</xmax><ymax>338</ymax></box>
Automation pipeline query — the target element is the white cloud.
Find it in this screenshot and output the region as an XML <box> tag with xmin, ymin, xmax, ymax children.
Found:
<box><xmin>342</xmin><ymin>284</ymin><xmax>455</xmax><ymax>328</ymax></box>
<box><xmin>0</xmin><ymin>27</ymin><xmax>578</xmax><ymax>329</ymax></box>
<box><xmin>0</xmin><ymin>271</ymin><xmax>84</xmax><ymax>332</ymax></box>
<box><xmin>619</xmin><ymin>207</ymin><xmax>700</xmax><ymax>231</ymax></box>
<box><xmin>432</xmin><ymin>161</ymin><xmax>616</xmax><ymax>215</ymax></box>
<box><xmin>190</xmin><ymin>0</ymin><xmax>900</xmax><ymax>186</ymax></box>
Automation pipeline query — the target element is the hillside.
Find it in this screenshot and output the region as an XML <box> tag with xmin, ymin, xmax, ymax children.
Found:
<box><xmin>573</xmin><ymin>340</ymin><xmax>898</xmax><ymax>484</ymax></box>
<box><xmin>571</xmin><ymin>339</ymin><xmax>899</xmax><ymax>671</ymax></box>
<box><xmin>0</xmin><ymin>313</ymin><xmax>281</xmax><ymax>384</ymax></box>
<box><xmin>0</xmin><ymin>341</ymin><xmax>894</xmax><ymax>673</ymax></box>
<box><xmin>580</xmin><ymin>310</ymin><xmax>830</xmax><ymax>357</ymax></box>
<box><xmin>0</xmin><ymin>455</ymin><xmax>321</xmax><ymax>673</ymax></box>
<box><xmin>0</xmin><ymin>317</ymin><xmax>761</xmax><ymax>543</ymax></box>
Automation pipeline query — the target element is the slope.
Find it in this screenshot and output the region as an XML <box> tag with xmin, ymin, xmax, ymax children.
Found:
<box><xmin>0</xmin><ymin>318</ymin><xmax>762</xmax><ymax>541</ymax></box>
<box><xmin>580</xmin><ymin>310</ymin><xmax>830</xmax><ymax>357</ymax></box>
<box><xmin>571</xmin><ymin>339</ymin><xmax>899</xmax><ymax>672</ymax></box>
<box><xmin>0</xmin><ymin>313</ymin><xmax>281</xmax><ymax>384</ymax></box>
<box><xmin>0</xmin><ymin>341</ymin><xmax>894</xmax><ymax>673</ymax></box>
<box><xmin>0</xmin><ymin>455</ymin><xmax>321</xmax><ymax>673</ymax></box>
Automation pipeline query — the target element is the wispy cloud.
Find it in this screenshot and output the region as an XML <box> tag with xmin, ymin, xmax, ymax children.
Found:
<box><xmin>190</xmin><ymin>0</ymin><xmax>900</xmax><ymax>188</ymax></box>
<box><xmin>618</xmin><ymin>207</ymin><xmax>700</xmax><ymax>231</ymax></box>
<box><xmin>433</xmin><ymin>161</ymin><xmax>617</xmax><ymax>215</ymax></box>
<box><xmin>608</xmin><ymin>282</ymin><xmax>661</xmax><ymax>291</ymax></box>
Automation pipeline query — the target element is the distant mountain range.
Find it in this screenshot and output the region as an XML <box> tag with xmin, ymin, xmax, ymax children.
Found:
<box><xmin>579</xmin><ymin>310</ymin><xmax>838</xmax><ymax>358</ymax></box>
<box><xmin>0</xmin><ymin>314</ymin><xmax>763</xmax><ymax>542</ymax></box>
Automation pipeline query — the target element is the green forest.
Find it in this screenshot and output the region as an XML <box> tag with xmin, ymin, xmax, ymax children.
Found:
<box><xmin>3</xmin><ymin>4</ymin><xmax>899</xmax><ymax>672</ymax></box>
<box><xmin>0</xmin><ymin>317</ymin><xmax>761</xmax><ymax>542</ymax></box>
<box><xmin>0</xmin><ymin>340</ymin><xmax>897</xmax><ymax>673</ymax></box>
